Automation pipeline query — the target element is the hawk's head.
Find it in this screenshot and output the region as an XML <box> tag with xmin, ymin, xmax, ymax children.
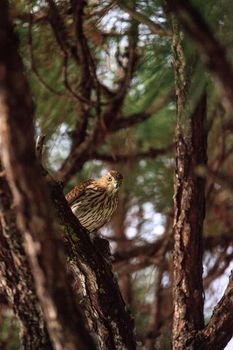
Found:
<box><xmin>98</xmin><ymin>170</ymin><xmax>123</xmax><ymax>194</ymax></box>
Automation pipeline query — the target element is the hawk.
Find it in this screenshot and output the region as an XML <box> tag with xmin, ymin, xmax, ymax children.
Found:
<box><xmin>66</xmin><ymin>170</ymin><xmax>123</xmax><ymax>233</ymax></box>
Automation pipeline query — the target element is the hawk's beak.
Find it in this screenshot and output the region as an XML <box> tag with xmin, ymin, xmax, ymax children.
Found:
<box><xmin>116</xmin><ymin>179</ymin><xmax>122</xmax><ymax>188</ymax></box>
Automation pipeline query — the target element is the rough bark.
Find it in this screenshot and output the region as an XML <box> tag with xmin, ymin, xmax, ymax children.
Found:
<box><xmin>0</xmin><ymin>2</ymin><xmax>96</xmax><ymax>350</ymax></box>
<box><xmin>0</xmin><ymin>166</ymin><xmax>52</xmax><ymax>349</ymax></box>
<box><xmin>172</xmin><ymin>18</ymin><xmax>207</xmax><ymax>349</ymax></box>
<box><xmin>0</xmin><ymin>3</ymin><xmax>137</xmax><ymax>349</ymax></box>
<box><xmin>197</xmin><ymin>271</ymin><xmax>233</xmax><ymax>350</ymax></box>
<box><xmin>49</xmin><ymin>179</ymin><xmax>136</xmax><ymax>350</ymax></box>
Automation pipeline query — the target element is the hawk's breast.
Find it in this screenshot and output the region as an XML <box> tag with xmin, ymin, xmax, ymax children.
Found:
<box><xmin>70</xmin><ymin>187</ymin><xmax>118</xmax><ymax>232</ymax></box>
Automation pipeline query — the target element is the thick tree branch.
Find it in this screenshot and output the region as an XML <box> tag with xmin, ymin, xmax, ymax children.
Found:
<box><xmin>47</xmin><ymin>0</ymin><xmax>78</xmax><ymax>63</ymax></box>
<box><xmin>0</xmin><ymin>169</ymin><xmax>52</xmax><ymax>349</ymax></box>
<box><xmin>69</xmin><ymin>0</ymin><xmax>96</xmax><ymax>143</ymax></box>
<box><xmin>112</xmin><ymin>231</ymin><xmax>232</xmax><ymax>264</ymax></box>
<box><xmin>47</xmin><ymin>0</ymin><xmax>93</xmax><ymax>106</ymax></box>
<box><xmin>48</xmin><ymin>179</ymin><xmax>136</xmax><ymax>350</ymax></box>
<box><xmin>171</xmin><ymin>15</ymin><xmax>207</xmax><ymax>349</ymax></box>
<box><xmin>113</xmin><ymin>235</ymin><xmax>168</xmax><ymax>263</ymax></box>
<box><xmin>194</xmin><ymin>271</ymin><xmax>233</xmax><ymax>350</ymax></box>
<box><xmin>204</xmin><ymin>250</ymin><xmax>233</xmax><ymax>289</ymax></box>
<box><xmin>57</xmin><ymin>6</ymin><xmax>139</xmax><ymax>183</ymax></box>
<box><xmin>57</xmin><ymin>86</ymin><xmax>172</xmax><ymax>183</ymax></box>
<box><xmin>0</xmin><ymin>2</ymin><xmax>96</xmax><ymax>349</ymax></box>
<box><xmin>96</xmin><ymin>144</ymin><xmax>174</xmax><ymax>162</ymax></box>
<box><xmin>109</xmin><ymin>88</ymin><xmax>174</xmax><ymax>131</ymax></box>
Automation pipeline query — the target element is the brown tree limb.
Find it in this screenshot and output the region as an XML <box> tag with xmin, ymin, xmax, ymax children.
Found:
<box><xmin>205</xmin><ymin>168</ymin><xmax>233</xmax><ymax>192</ymax></box>
<box><xmin>113</xmin><ymin>234</ymin><xmax>233</xmax><ymax>278</ymax></box>
<box><xmin>204</xmin><ymin>250</ymin><xmax>233</xmax><ymax>290</ymax></box>
<box><xmin>0</xmin><ymin>2</ymin><xmax>96</xmax><ymax>349</ymax></box>
<box><xmin>57</xmin><ymin>87</ymin><xmax>172</xmax><ymax>181</ymax></box>
<box><xmin>113</xmin><ymin>235</ymin><xmax>168</xmax><ymax>263</ymax></box>
<box><xmin>101</xmin><ymin>10</ymin><xmax>139</xmax><ymax>108</ymax></box>
<box><xmin>71</xmin><ymin>0</ymin><xmax>101</xmax><ymax>115</ymax></box>
<box><xmin>36</xmin><ymin>135</ymin><xmax>46</xmax><ymax>165</ymax></box>
<box><xmin>47</xmin><ymin>0</ymin><xmax>93</xmax><ymax>106</ymax></box>
<box><xmin>47</xmin><ymin>0</ymin><xmax>79</xmax><ymax>64</ymax></box>
<box><xmin>204</xmin><ymin>232</ymin><xmax>233</xmax><ymax>252</ymax></box>
<box><xmin>57</xmin><ymin>87</ymin><xmax>172</xmax><ymax>183</ymax></box>
<box><xmin>57</xmin><ymin>6</ymin><xmax>139</xmax><ymax>183</ymax></box>
<box><xmin>0</xmin><ymin>170</ymin><xmax>52</xmax><ymax>349</ymax></box>
<box><xmin>109</xmin><ymin>88</ymin><xmax>174</xmax><ymax>131</ymax></box>
<box><xmin>69</xmin><ymin>0</ymin><xmax>96</xmax><ymax>143</ymax></box>
<box><xmin>192</xmin><ymin>271</ymin><xmax>233</xmax><ymax>350</ymax></box>
<box><xmin>112</xmin><ymin>230</ymin><xmax>233</xmax><ymax>267</ymax></box>
<box><xmin>93</xmin><ymin>144</ymin><xmax>174</xmax><ymax>163</ymax></box>
<box><xmin>11</xmin><ymin>9</ymin><xmax>48</xmax><ymax>24</ymax></box>
<box><xmin>171</xmin><ymin>15</ymin><xmax>207</xmax><ymax>349</ymax></box>
<box><xmin>5</xmin><ymin>8</ymin><xmax>135</xmax><ymax>340</ymax></box>
<box><xmin>114</xmin><ymin>257</ymin><xmax>157</xmax><ymax>274</ymax></box>
<box><xmin>48</xmin><ymin>179</ymin><xmax>136</xmax><ymax>350</ymax></box>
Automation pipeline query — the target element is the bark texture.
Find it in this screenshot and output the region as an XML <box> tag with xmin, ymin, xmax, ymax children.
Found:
<box><xmin>0</xmin><ymin>165</ymin><xmax>52</xmax><ymax>350</ymax></box>
<box><xmin>49</xmin><ymin>180</ymin><xmax>136</xmax><ymax>350</ymax></box>
<box><xmin>198</xmin><ymin>271</ymin><xmax>233</xmax><ymax>350</ymax></box>
<box><xmin>172</xmin><ymin>18</ymin><xmax>207</xmax><ymax>349</ymax></box>
<box><xmin>0</xmin><ymin>2</ymin><xmax>96</xmax><ymax>350</ymax></box>
<box><xmin>0</xmin><ymin>5</ymin><xmax>137</xmax><ymax>349</ymax></box>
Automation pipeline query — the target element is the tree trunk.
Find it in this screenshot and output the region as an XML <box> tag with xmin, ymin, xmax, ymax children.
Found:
<box><xmin>0</xmin><ymin>164</ymin><xmax>53</xmax><ymax>349</ymax></box>
<box><xmin>171</xmin><ymin>17</ymin><xmax>207</xmax><ymax>349</ymax></box>
<box><xmin>50</xmin><ymin>180</ymin><xmax>136</xmax><ymax>350</ymax></box>
<box><xmin>0</xmin><ymin>4</ymin><xmax>137</xmax><ymax>349</ymax></box>
<box><xmin>0</xmin><ymin>2</ymin><xmax>96</xmax><ymax>350</ymax></box>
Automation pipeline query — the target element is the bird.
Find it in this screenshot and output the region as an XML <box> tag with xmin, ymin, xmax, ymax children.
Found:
<box><xmin>66</xmin><ymin>170</ymin><xmax>123</xmax><ymax>233</ymax></box>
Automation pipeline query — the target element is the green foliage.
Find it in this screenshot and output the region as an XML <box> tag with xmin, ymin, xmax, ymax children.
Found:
<box><xmin>0</xmin><ymin>313</ymin><xmax>20</xmax><ymax>350</ymax></box>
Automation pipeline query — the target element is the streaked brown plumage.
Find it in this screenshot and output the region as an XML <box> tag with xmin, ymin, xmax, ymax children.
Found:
<box><xmin>66</xmin><ymin>170</ymin><xmax>123</xmax><ymax>232</ymax></box>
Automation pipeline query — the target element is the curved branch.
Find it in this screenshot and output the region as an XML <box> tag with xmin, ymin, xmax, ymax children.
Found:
<box><xmin>92</xmin><ymin>145</ymin><xmax>174</xmax><ymax>162</ymax></box>
<box><xmin>113</xmin><ymin>235</ymin><xmax>168</xmax><ymax>263</ymax></box>
<box><xmin>196</xmin><ymin>271</ymin><xmax>233</xmax><ymax>350</ymax></box>
<box><xmin>110</xmin><ymin>88</ymin><xmax>174</xmax><ymax>131</ymax></box>
<box><xmin>0</xmin><ymin>3</ymin><xmax>96</xmax><ymax>349</ymax></box>
<box><xmin>58</xmin><ymin>6</ymin><xmax>139</xmax><ymax>183</ymax></box>
<box><xmin>112</xmin><ymin>232</ymin><xmax>233</xmax><ymax>264</ymax></box>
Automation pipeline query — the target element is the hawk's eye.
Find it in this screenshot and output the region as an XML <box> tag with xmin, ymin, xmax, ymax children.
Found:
<box><xmin>108</xmin><ymin>176</ymin><xmax>112</xmax><ymax>182</ymax></box>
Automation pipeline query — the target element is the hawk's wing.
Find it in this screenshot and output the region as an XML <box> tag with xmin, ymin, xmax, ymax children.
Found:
<box><xmin>65</xmin><ymin>179</ymin><xmax>95</xmax><ymax>206</ymax></box>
